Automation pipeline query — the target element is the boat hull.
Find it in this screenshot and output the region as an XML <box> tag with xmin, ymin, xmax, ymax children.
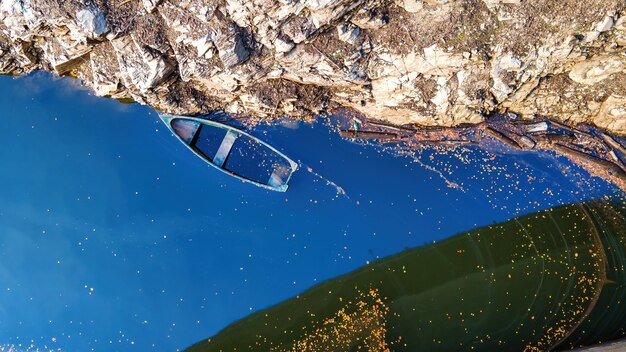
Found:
<box><xmin>160</xmin><ymin>114</ymin><xmax>298</xmax><ymax>192</ymax></box>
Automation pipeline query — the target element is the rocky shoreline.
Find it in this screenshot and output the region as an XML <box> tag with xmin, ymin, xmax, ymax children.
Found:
<box><xmin>0</xmin><ymin>0</ymin><xmax>625</xmax><ymax>135</ymax></box>
<box><xmin>1</xmin><ymin>0</ymin><xmax>625</xmax><ymax>189</ymax></box>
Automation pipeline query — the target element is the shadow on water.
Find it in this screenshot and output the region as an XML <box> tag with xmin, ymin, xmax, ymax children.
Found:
<box><xmin>186</xmin><ymin>198</ymin><xmax>626</xmax><ymax>352</ymax></box>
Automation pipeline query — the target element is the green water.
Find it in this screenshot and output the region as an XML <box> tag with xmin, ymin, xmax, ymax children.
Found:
<box><xmin>187</xmin><ymin>199</ymin><xmax>626</xmax><ymax>352</ymax></box>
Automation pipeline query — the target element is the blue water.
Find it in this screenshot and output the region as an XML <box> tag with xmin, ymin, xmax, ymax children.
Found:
<box><xmin>0</xmin><ymin>72</ymin><xmax>621</xmax><ymax>352</ymax></box>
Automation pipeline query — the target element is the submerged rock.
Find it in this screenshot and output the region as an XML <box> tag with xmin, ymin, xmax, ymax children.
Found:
<box><xmin>0</xmin><ymin>0</ymin><xmax>625</xmax><ymax>135</ymax></box>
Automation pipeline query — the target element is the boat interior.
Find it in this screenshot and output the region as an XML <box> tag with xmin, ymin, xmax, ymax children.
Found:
<box><xmin>170</xmin><ymin>118</ymin><xmax>294</xmax><ymax>189</ymax></box>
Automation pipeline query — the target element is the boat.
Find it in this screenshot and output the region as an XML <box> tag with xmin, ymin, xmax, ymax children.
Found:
<box><xmin>160</xmin><ymin>114</ymin><xmax>298</xmax><ymax>192</ymax></box>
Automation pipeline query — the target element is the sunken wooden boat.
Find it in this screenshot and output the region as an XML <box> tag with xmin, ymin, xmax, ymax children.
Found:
<box><xmin>160</xmin><ymin>114</ymin><xmax>298</xmax><ymax>192</ymax></box>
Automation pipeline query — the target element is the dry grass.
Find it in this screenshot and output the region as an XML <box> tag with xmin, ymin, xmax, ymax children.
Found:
<box><xmin>496</xmin><ymin>0</ymin><xmax>624</xmax><ymax>56</ymax></box>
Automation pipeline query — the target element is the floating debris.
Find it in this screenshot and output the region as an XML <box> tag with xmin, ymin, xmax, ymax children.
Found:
<box><xmin>334</xmin><ymin>112</ymin><xmax>626</xmax><ymax>192</ymax></box>
<box><xmin>525</xmin><ymin>122</ymin><xmax>549</xmax><ymax>134</ymax></box>
<box><xmin>339</xmin><ymin>130</ymin><xmax>399</xmax><ymax>140</ymax></box>
<box><xmin>484</xmin><ymin>126</ymin><xmax>522</xmax><ymax>150</ymax></box>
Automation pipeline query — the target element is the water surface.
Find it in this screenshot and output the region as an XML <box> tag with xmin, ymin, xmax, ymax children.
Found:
<box><xmin>0</xmin><ymin>72</ymin><xmax>623</xmax><ymax>351</ymax></box>
<box><xmin>190</xmin><ymin>199</ymin><xmax>626</xmax><ymax>351</ymax></box>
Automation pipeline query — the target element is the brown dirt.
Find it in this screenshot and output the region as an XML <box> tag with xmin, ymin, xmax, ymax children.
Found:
<box><xmin>371</xmin><ymin>0</ymin><xmax>495</xmax><ymax>55</ymax></box>
<box><xmin>305</xmin><ymin>29</ymin><xmax>357</xmax><ymax>69</ymax></box>
<box><xmin>496</xmin><ymin>0</ymin><xmax>624</xmax><ymax>57</ymax></box>
<box><xmin>133</xmin><ymin>11</ymin><xmax>170</xmax><ymax>52</ymax></box>
<box><xmin>249</xmin><ymin>78</ymin><xmax>332</xmax><ymax>113</ymax></box>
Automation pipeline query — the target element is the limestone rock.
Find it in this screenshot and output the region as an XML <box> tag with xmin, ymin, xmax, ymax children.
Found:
<box><xmin>396</xmin><ymin>0</ymin><xmax>423</xmax><ymax>13</ymax></box>
<box><xmin>111</xmin><ymin>35</ymin><xmax>175</xmax><ymax>93</ymax></box>
<box><xmin>76</xmin><ymin>7</ymin><xmax>108</xmax><ymax>38</ymax></box>
<box><xmin>597</xmin><ymin>15</ymin><xmax>616</xmax><ymax>32</ymax></box>
<box><xmin>569</xmin><ymin>55</ymin><xmax>626</xmax><ymax>85</ymax></box>
<box><xmin>336</xmin><ymin>23</ymin><xmax>360</xmax><ymax>45</ymax></box>
<box><xmin>0</xmin><ymin>0</ymin><xmax>625</xmax><ymax>135</ymax></box>
<box><xmin>212</xmin><ymin>24</ymin><xmax>250</xmax><ymax>68</ymax></box>
<box><xmin>275</xmin><ymin>36</ymin><xmax>295</xmax><ymax>53</ymax></box>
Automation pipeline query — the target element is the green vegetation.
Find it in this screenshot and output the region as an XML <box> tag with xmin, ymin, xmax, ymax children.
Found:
<box><xmin>186</xmin><ymin>199</ymin><xmax>626</xmax><ymax>352</ymax></box>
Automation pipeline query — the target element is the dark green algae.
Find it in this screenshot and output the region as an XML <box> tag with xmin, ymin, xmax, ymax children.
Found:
<box><xmin>187</xmin><ymin>198</ymin><xmax>626</xmax><ymax>352</ymax></box>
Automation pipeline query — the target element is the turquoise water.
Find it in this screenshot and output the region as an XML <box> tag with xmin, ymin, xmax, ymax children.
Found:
<box><xmin>0</xmin><ymin>72</ymin><xmax>623</xmax><ymax>351</ymax></box>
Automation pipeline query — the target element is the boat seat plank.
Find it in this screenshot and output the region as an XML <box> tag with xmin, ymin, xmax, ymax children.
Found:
<box><xmin>213</xmin><ymin>130</ymin><xmax>238</xmax><ymax>167</ymax></box>
<box><xmin>172</xmin><ymin>119</ymin><xmax>200</xmax><ymax>145</ymax></box>
<box><xmin>268</xmin><ymin>165</ymin><xmax>288</xmax><ymax>188</ymax></box>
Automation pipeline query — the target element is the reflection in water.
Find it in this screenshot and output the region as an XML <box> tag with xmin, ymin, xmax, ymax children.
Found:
<box><xmin>186</xmin><ymin>199</ymin><xmax>626</xmax><ymax>352</ymax></box>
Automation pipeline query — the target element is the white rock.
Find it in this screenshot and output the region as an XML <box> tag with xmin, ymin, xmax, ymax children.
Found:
<box><xmin>76</xmin><ymin>8</ymin><xmax>108</xmax><ymax>38</ymax></box>
<box><xmin>456</xmin><ymin>70</ymin><xmax>468</xmax><ymax>86</ymax></box>
<box><xmin>227</xmin><ymin>100</ymin><xmax>240</xmax><ymax>113</ymax></box>
<box><xmin>191</xmin><ymin>35</ymin><xmax>213</xmax><ymax>57</ymax></box>
<box><xmin>111</xmin><ymin>36</ymin><xmax>174</xmax><ymax>92</ymax></box>
<box><xmin>569</xmin><ymin>55</ymin><xmax>626</xmax><ymax>85</ymax></box>
<box><xmin>396</xmin><ymin>0</ymin><xmax>423</xmax><ymax>13</ymax></box>
<box><xmin>431</xmin><ymin>86</ymin><xmax>449</xmax><ymax>113</ymax></box>
<box><xmin>423</xmin><ymin>0</ymin><xmax>449</xmax><ymax>5</ymax></box>
<box><xmin>351</xmin><ymin>11</ymin><xmax>388</xmax><ymax>30</ymax></box>
<box><xmin>584</xmin><ymin>31</ymin><xmax>601</xmax><ymax>43</ymax></box>
<box><xmin>336</xmin><ymin>23</ymin><xmax>360</xmax><ymax>45</ymax></box>
<box><xmin>0</xmin><ymin>0</ymin><xmax>21</xmax><ymax>15</ymax></box>
<box><xmin>501</xmin><ymin>55</ymin><xmax>522</xmax><ymax>71</ymax></box>
<box><xmin>596</xmin><ymin>16</ymin><xmax>615</xmax><ymax>32</ymax></box>
<box><xmin>304</xmin><ymin>0</ymin><xmax>335</xmax><ymax>10</ymax></box>
<box><xmin>275</xmin><ymin>37</ymin><xmax>295</xmax><ymax>53</ymax></box>
<box><xmin>594</xmin><ymin>95</ymin><xmax>626</xmax><ymax>132</ymax></box>
<box><xmin>212</xmin><ymin>28</ymin><xmax>250</xmax><ymax>68</ymax></box>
